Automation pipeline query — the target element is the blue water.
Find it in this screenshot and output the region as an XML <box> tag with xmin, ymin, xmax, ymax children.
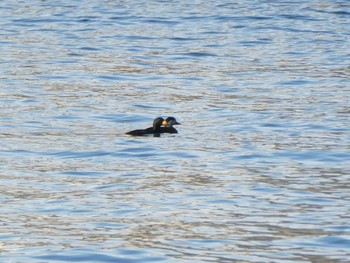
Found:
<box><xmin>1</xmin><ymin>0</ymin><xmax>350</xmax><ymax>262</ymax></box>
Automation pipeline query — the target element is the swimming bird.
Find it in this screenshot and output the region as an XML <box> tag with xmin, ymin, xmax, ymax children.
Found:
<box><xmin>161</xmin><ymin>116</ymin><xmax>181</xmax><ymax>134</ymax></box>
<box><xmin>126</xmin><ymin>117</ymin><xmax>164</xmax><ymax>136</ymax></box>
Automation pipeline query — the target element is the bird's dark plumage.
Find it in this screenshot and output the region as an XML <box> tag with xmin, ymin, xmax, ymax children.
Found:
<box><xmin>126</xmin><ymin>117</ymin><xmax>164</xmax><ymax>136</ymax></box>
<box><xmin>161</xmin><ymin>117</ymin><xmax>181</xmax><ymax>134</ymax></box>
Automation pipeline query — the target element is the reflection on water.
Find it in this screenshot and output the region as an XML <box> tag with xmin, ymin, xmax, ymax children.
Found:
<box><xmin>1</xmin><ymin>0</ymin><xmax>350</xmax><ymax>262</ymax></box>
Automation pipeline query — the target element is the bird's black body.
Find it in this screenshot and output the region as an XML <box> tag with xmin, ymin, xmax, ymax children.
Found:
<box><xmin>126</xmin><ymin>117</ymin><xmax>164</xmax><ymax>136</ymax></box>
<box><xmin>161</xmin><ymin>117</ymin><xmax>181</xmax><ymax>134</ymax></box>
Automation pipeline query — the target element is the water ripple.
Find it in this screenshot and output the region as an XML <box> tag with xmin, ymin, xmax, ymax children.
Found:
<box><xmin>1</xmin><ymin>0</ymin><xmax>350</xmax><ymax>262</ymax></box>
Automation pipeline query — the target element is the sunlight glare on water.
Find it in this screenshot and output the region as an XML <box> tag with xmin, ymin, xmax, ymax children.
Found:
<box><xmin>1</xmin><ymin>0</ymin><xmax>350</xmax><ymax>262</ymax></box>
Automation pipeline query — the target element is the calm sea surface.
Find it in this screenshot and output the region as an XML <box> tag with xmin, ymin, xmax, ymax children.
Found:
<box><xmin>1</xmin><ymin>0</ymin><xmax>350</xmax><ymax>262</ymax></box>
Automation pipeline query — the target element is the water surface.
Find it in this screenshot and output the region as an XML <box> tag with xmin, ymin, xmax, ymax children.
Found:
<box><xmin>1</xmin><ymin>0</ymin><xmax>350</xmax><ymax>262</ymax></box>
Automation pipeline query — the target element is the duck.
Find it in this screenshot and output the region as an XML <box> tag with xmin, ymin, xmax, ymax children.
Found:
<box><xmin>161</xmin><ymin>117</ymin><xmax>181</xmax><ymax>134</ymax></box>
<box><xmin>126</xmin><ymin>117</ymin><xmax>164</xmax><ymax>136</ymax></box>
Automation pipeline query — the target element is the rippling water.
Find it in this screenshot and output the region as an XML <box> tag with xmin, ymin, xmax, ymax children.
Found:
<box><xmin>1</xmin><ymin>0</ymin><xmax>350</xmax><ymax>262</ymax></box>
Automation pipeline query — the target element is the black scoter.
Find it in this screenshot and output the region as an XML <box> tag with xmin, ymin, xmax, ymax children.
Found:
<box><xmin>126</xmin><ymin>117</ymin><xmax>164</xmax><ymax>136</ymax></box>
<box><xmin>161</xmin><ymin>117</ymin><xmax>181</xmax><ymax>134</ymax></box>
